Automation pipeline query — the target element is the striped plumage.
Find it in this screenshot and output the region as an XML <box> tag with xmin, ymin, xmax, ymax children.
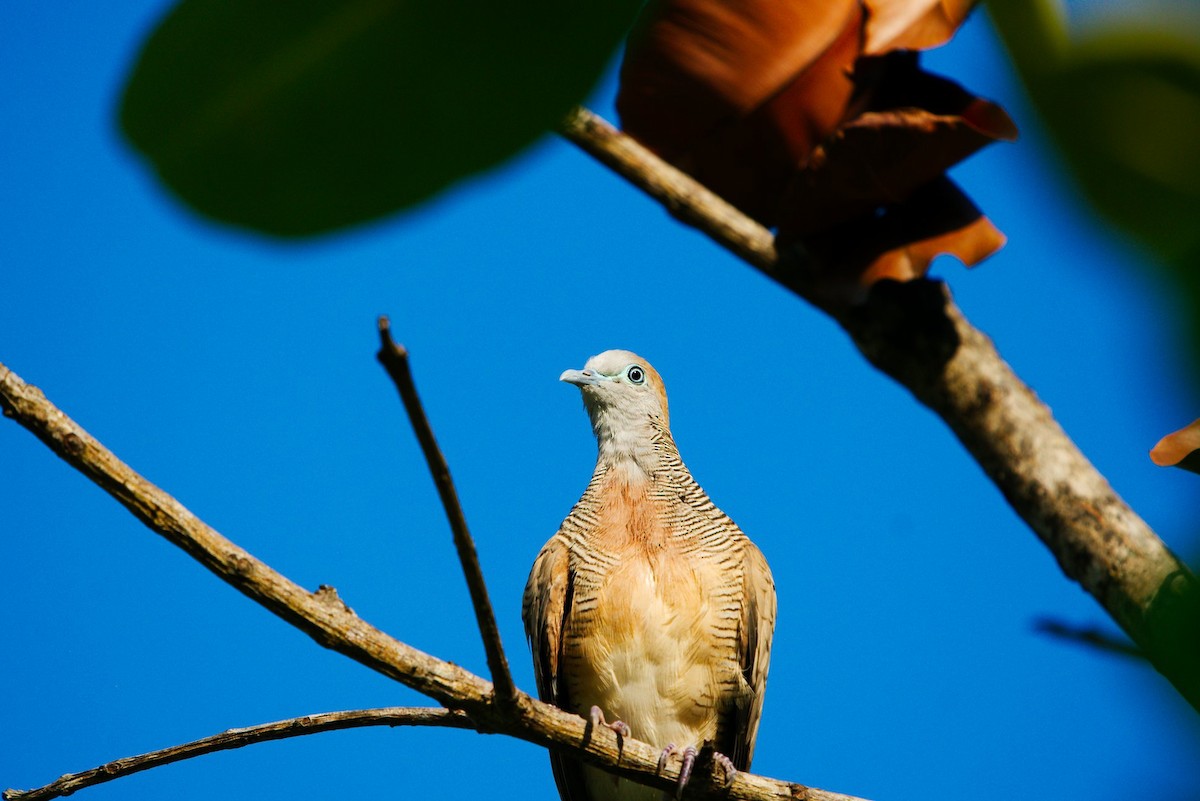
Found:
<box><xmin>524</xmin><ymin>350</ymin><xmax>776</xmax><ymax>801</ymax></box>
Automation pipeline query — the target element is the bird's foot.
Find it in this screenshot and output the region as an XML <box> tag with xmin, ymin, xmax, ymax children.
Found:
<box><xmin>657</xmin><ymin>744</ymin><xmax>738</xmax><ymax>797</ymax></box>
<box><xmin>588</xmin><ymin>705</ymin><xmax>631</xmax><ymax>739</ymax></box>
<box><xmin>656</xmin><ymin>743</ymin><xmax>697</xmax><ymax>799</ymax></box>
<box><xmin>713</xmin><ymin>752</ymin><xmax>739</xmax><ymax>787</ymax></box>
<box><xmin>656</xmin><ymin>743</ymin><xmax>676</xmax><ymax>775</ymax></box>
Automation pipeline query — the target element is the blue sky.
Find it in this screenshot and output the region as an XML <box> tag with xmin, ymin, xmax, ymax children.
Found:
<box><xmin>2</xmin><ymin>3</ymin><xmax>1198</xmax><ymax>801</ymax></box>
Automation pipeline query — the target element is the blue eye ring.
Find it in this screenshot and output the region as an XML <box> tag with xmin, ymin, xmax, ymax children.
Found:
<box><xmin>626</xmin><ymin>365</ymin><xmax>646</xmax><ymax>385</ymax></box>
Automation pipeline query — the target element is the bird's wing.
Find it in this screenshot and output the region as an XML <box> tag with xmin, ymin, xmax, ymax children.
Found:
<box><xmin>522</xmin><ymin>535</ymin><xmax>591</xmax><ymax>801</ymax></box>
<box><xmin>730</xmin><ymin>540</ymin><xmax>777</xmax><ymax>771</ymax></box>
<box><xmin>523</xmin><ymin>536</ymin><xmax>570</xmax><ymax>704</ymax></box>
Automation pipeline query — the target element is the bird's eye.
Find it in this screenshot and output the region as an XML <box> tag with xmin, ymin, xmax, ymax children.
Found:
<box><xmin>626</xmin><ymin>365</ymin><xmax>646</xmax><ymax>385</ymax></box>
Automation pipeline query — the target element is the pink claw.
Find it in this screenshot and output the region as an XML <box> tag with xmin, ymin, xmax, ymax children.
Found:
<box><xmin>659</xmin><ymin>744</ymin><xmax>738</xmax><ymax>797</ymax></box>
<box><xmin>676</xmin><ymin>746</ymin><xmax>697</xmax><ymax>799</ymax></box>
<box><xmin>657</xmin><ymin>743</ymin><xmax>677</xmax><ymax>774</ymax></box>
<box><xmin>588</xmin><ymin>705</ymin><xmax>631</xmax><ymax>739</ymax></box>
<box><xmin>714</xmin><ymin>752</ymin><xmax>738</xmax><ymax>786</ymax></box>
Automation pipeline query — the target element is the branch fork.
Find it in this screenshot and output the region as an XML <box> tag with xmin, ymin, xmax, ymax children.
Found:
<box><xmin>0</xmin><ymin>330</ymin><xmax>862</xmax><ymax>801</ymax></box>
<box><xmin>5</xmin><ymin>105</ymin><xmax>1198</xmax><ymax>801</ymax></box>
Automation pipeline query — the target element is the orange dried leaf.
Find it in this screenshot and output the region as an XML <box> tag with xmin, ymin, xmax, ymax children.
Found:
<box><xmin>1151</xmin><ymin>419</ymin><xmax>1200</xmax><ymax>474</ymax></box>
<box><xmin>626</xmin><ymin>2</ymin><xmax>864</xmax><ymax>222</ymax></box>
<box><xmin>863</xmin><ymin>0</ymin><xmax>978</xmax><ymax>55</ymax></box>
<box><xmin>618</xmin><ymin>0</ymin><xmax>859</xmax><ymax>162</ymax></box>
<box><xmin>796</xmin><ymin>178</ymin><xmax>1004</xmax><ymax>294</ymax></box>
<box><xmin>781</xmin><ymin>102</ymin><xmax>1016</xmax><ymax>235</ymax></box>
<box><xmin>863</xmin><ymin>214</ymin><xmax>1005</xmax><ymax>282</ymax></box>
<box><xmin>616</xmin><ymin>0</ymin><xmax>1014</xmax><ymax>295</ymax></box>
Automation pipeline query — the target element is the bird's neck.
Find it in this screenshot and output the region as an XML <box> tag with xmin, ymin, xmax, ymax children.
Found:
<box><xmin>589</xmin><ymin>407</ymin><xmax>677</xmax><ymax>480</ymax></box>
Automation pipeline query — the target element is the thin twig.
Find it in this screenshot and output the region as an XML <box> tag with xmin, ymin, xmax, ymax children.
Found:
<box><xmin>0</xmin><ymin>360</ymin><xmax>866</xmax><ymax>801</ymax></box>
<box><xmin>375</xmin><ymin>317</ymin><xmax>517</xmax><ymax>707</ymax></box>
<box><xmin>5</xmin><ymin>707</ymin><xmax>473</xmax><ymax>801</ymax></box>
<box><xmin>559</xmin><ymin>106</ymin><xmax>1200</xmax><ymax>713</ymax></box>
<box><xmin>1034</xmin><ymin>618</ymin><xmax>1145</xmax><ymax>660</ymax></box>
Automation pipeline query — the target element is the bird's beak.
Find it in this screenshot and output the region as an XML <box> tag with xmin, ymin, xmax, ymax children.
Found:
<box><xmin>560</xmin><ymin>368</ymin><xmax>608</xmax><ymax>387</ymax></box>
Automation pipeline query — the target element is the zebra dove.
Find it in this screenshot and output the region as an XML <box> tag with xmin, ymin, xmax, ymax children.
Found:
<box><xmin>523</xmin><ymin>350</ymin><xmax>776</xmax><ymax>801</ymax></box>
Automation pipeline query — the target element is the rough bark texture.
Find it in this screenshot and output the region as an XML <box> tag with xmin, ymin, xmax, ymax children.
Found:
<box><xmin>838</xmin><ymin>280</ymin><xmax>1199</xmax><ymax>691</ymax></box>
<box><xmin>560</xmin><ymin>107</ymin><xmax>1200</xmax><ymax>712</ymax></box>
<box><xmin>0</xmin><ymin>362</ymin><xmax>866</xmax><ymax>801</ymax></box>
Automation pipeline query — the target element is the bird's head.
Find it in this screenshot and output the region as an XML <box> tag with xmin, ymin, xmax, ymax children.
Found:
<box><xmin>560</xmin><ymin>350</ymin><xmax>671</xmax><ymax>465</ymax></box>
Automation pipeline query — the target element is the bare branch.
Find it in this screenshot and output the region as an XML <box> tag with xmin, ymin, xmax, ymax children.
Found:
<box><xmin>4</xmin><ymin>707</ymin><xmax>473</xmax><ymax>801</ymax></box>
<box><xmin>560</xmin><ymin>107</ymin><xmax>780</xmax><ymax>277</ymax></box>
<box><xmin>0</xmin><ymin>361</ymin><xmax>866</xmax><ymax>801</ymax></box>
<box><xmin>375</xmin><ymin>316</ymin><xmax>517</xmax><ymax>707</ymax></box>
<box><xmin>1033</xmin><ymin>618</ymin><xmax>1144</xmax><ymax>660</ymax></box>
<box><xmin>0</xmin><ymin>362</ymin><xmax>490</xmax><ymax>709</ymax></box>
<box><xmin>559</xmin><ymin>106</ymin><xmax>1200</xmax><ymax>713</ymax></box>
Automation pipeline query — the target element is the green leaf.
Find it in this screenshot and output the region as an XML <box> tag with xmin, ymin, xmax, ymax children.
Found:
<box><xmin>1041</xmin><ymin>32</ymin><xmax>1200</xmax><ymax>264</ymax></box>
<box><xmin>1044</xmin><ymin>38</ymin><xmax>1200</xmax><ymax>360</ymax></box>
<box><xmin>120</xmin><ymin>0</ymin><xmax>640</xmax><ymax>236</ymax></box>
<box><xmin>990</xmin><ymin>1</ymin><xmax>1200</xmax><ymax>262</ymax></box>
<box><xmin>988</xmin><ymin>2</ymin><xmax>1200</xmax><ymax>361</ymax></box>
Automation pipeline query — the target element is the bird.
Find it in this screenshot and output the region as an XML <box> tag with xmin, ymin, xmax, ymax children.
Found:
<box><xmin>523</xmin><ymin>349</ymin><xmax>776</xmax><ymax>801</ymax></box>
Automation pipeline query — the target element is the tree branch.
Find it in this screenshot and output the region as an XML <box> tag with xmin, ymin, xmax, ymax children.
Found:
<box><xmin>375</xmin><ymin>315</ymin><xmax>516</xmax><ymax>707</ymax></box>
<box><xmin>0</xmin><ymin>361</ymin><xmax>866</xmax><ymax>801</ymax></box>
<box><xmin>560</xmin><ymin>107</ymin><xmax>780</xmax><ymax>275</ymax></box>
<box><xmin>1033</xmin><ymin>618</ymin><xmax>1144</xmax><ymax>660</ymax></box>
<box><xmin>4</xmin><ymin>707</ymin><xmax>473</xmax><ymax>801</ymax></box>
<box><xmin>559</xmin><ymin>106</ymin><xmax>1200</xmax><ymax>713</ymax></box>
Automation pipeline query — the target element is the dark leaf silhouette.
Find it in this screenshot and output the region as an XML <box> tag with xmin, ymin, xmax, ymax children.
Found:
<box><xmin>120</xmin><ymin>0</ymin><xmax>641</xmax><ymax>236</ymax></box>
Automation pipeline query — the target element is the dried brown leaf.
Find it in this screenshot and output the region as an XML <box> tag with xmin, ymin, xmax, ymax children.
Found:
<box><xmin>863</xmin><ymin>213</ymin><xmax>1005</xmax><ymax>282</ymax></box>
<box><xmin>1151</xmin><ymin>419</ymin><xmax>1200</xmax><ymax>474</ymax></box>
<box><xmin>627</xmin><ymin>2</ymin><xmax>864</xmax><ymax>222</ymax></box>
<box><xmin>617</xmin><ymin>0</ymin><xmax>860</xmax><ymax>164</ymax></box>
<box><xmin>863</xmin><ymin>0</ymin><xmax>978</xmax><ymax>55</ymax></box>
<box><xmin>781</xmin><ymin>104</ymin><xmax>1015</xmax><ymax>235</ymax></box>
<box><xmin>796</xmin><ymin>177</ymin><xmax>1005</xmax><ymax>298</ymax></box>
<box><xmin>616</xmin><ymin>0</ymin><xmax>1014</xmax><ymax>296</ymax></box>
